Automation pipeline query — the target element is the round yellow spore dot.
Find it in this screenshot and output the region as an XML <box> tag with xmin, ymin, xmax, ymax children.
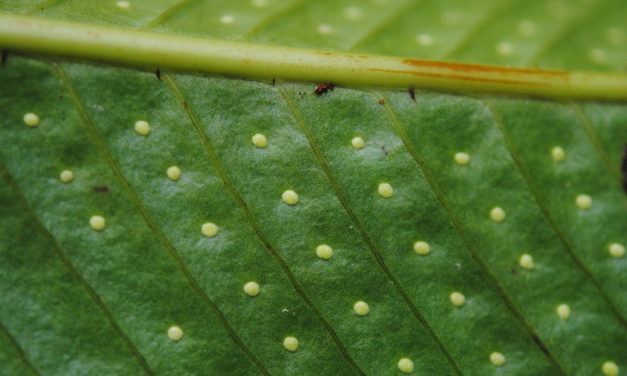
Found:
<box><xmin>317</xmin><ymin>24</ymin><xmax>333</xmax><ymax>35</ymax></box>
<box><xmin>490</xmin><ymin>352</ymin><xmax>506</xmax><ymax>366</ymax></box>
<box><xmin>519</xmin><ymin>254</ymin><xmax>534</xmax><ymax>270</ymax></box>
<box><xmin>413</xmin><ymin>241</ymin><xmax>430</xmax><ymax>256</ymax></box>
<box><xmin>351</xmin><ymin>136</ymin><xmax>365</xmax><ymax>149</ymax></box>
<box><xmin>60</xmin><ymin>170</ymin><xmax>74</xmax><ymax>183</ymax></box>
<box><xmin>167</xmin><ymin>326</ymin><xmax>183</xmax><ymax>341</ymax></box>
<box><xmin>497</xmin><ymin>42</ymin><xmax>514</xmax><ymax>56</ymax></box>
<box><xmin>220</xmin><ymin>14</ymin><xmax>235</xmax><ymax>24</ymax></box>
<box><xmin>450</xmin><ymin>292</ymin><xmax>465</xmax><ymax>307</ymax></box>
<box><xmin>602</xmin><ymin>361</ymin><xmax>619</xmax><ymax>376</ymax></box>
<box><xmin>281</xmin><ymin>190</ymin><xmax>299</xmax><ymax>205</ymax></box>
<box><xmin>353</xmin><ymin>301</ymin><xmax>369</xmax><ymax>316</ymax></box>
<box><xmin>589</xmin><ymin>48</ymin><xmax>608</xmax><ymax>64</ymax></box>
<box><xmin>609</xmin><ymin>243</ymin><xmax>625</xmax><ymax>258</ymax></box>
<box><xmin>344</xmin><ymin>6</ymin><xmax>362</xmax><ymax>20</ymax></box>
<box><xmin>201</xmin><ymin>222</ymin><xmax>219</xmax><ymax>237</ymax></box>
<box><xmin>454</xmin><ymin>152</ymin><xmax>470</xmax><ymax>165</ymax></box>
<box><xmin>89</xmin><ymin>215</ymin><xmax>106</xmax><ymax>231</ymax></box>
<box><xmin>576</xmin><ymin>194</ymin><xmax>592</xmax><ymax>210</ymax></box>
<box><xmin>134</xmin><ymin>120</ymin><xmax>150</xmax><ymax>136</ymax></box>
<box><xmin>490</xmin><ymin>207</ymin><xmax>506</xmax><ymax>223</ymax></box>
<box><xmin>517</xmin><ymin>20</ymin><xmax>537</xmax><ymax>37</ymax></box>
<box><xmin>556</xmin><ymin>303</ymin><xmax>570</xmax><ymax>320</ymax></box>
<box><xmin>377</xmin><ymin>183</ymin><xmax>393</xmax><ymax>198</ymax></box>
<box><xmin>166</xmin><ymin>166</ymin><xmax>181</xmax><ymax>181</ymax></box>
<box><xmin>243</xmin><ymin>281</ymin><xmax>260</xmax><ymax>297</ymax></box>
<box><xmin>23</xmin><ymin>113</ymin><xmax>40</xmax><ymax>127</ymax></box>
<box><xmin>283</xmin><ymin>336</ymin><xmax>299</xmax><ymax>352</ymax></box>
<box><xmin>551</xmin><ymin>146</ymin><xmax>565</xmax><ymax>162</ymax></box>
<box><xmin>397</xmin><ymin>358</ymin><xmax>414</xmax><ymax>373</ymax></box>
<box><xmin>316</xmin><ymin>244</ymin><xmax>333</xmax><ymax>260</ymax></box>
<box><xmin>416</xmin><ymin>33</ymin><xmax>434</xmax><ymax>46</ymax></box>
<box><xmin>252</xmin><ymin>133</ymin><xmax>267</xmax><ymax>148</ymax></box>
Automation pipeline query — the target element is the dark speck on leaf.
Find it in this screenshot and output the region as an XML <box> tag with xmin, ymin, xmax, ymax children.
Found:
<box><xmin>156</xmin><ymin>68</ymin><xmax>161</xmax><ymax>80</ymax></box>
<box><xmin>381</xmin><ymin>146</ymin><xmax>389</xmax><ymax>155</ymax></box>
<box><xmin>314</xmin><ymin>83</ymin><xmax>335</xmax><ymax>95</ymax></box>
<box><xmin>1</xmin><ymin>50</ymin><xmax>7</xmax><ymax>67</ymax></box>
<box><xmin>532</xmin><ymin>335</ymin><xmax>550</xmax><ymax>357</ymax></box>
<box><xmin>378</xmin><ymin>99</ymin><xmax>385</xmax><ymax>104</ymax></box>
<box><xmin>183</xmin><ymin>101</ymin><xmax>188</xmax><ymax>109</ymax></box>
<box><xmin>272</xmin><ymin>78</ymin><xmax>276</xmax><ymax>86</ymax></box>
<box><xmin>92</xmin><ymin>185</ymin><xmax>108</xmax><ymax>193</ymax></box>
<box><xmin>408</xmin><ymin>87</ymin><xmax>416</xmax><ymax>102</ymax></box>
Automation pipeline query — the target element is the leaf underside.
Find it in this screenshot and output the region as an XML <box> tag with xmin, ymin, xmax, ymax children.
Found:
<box><xmin>0</xmin><ymin>0</ymin><xmax>625</xmax><ymax>375</ymax></box>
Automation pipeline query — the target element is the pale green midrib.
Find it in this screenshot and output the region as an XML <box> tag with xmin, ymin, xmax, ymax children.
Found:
<box><xmin>375</xmin><ymin>91</ymin><xmax>568</xmax><ymax>376</ymax></box>
<box><xmin>2</xmin><ymin>14</ymin><xmax>627</xmax><ymax>101</ymax></box>
<box><xmin>163</xmin><ymin>75</ymin><xmax>365</xmax><ymax>376</ymax></box>
<box><xmin>51</xmin><ymin>63</ymin><xmax>271</xmax><ymax>376</ymax></box>
<box><xmin>0</xmin><ymin>313</ymin><xmax>42</xmax><ymax>376</ymax></box>
<box><xmin>277</xmin><ymin>85</ymin><xmax>465</xmax><ymax>376</ymax></box>
<box><xmin>484</xmin><ymin>101</ymin><xmax>627</xmax><ymax>328</ymax></box>
<box><xmin>0</xmin><ymin>163</ymin><xmax>154</xmax><ymax>376</ymax></box>
<box><xmin>570</xmin><ymin>103</ymin><xmax>623</xmax><ymax>183</ymax></box>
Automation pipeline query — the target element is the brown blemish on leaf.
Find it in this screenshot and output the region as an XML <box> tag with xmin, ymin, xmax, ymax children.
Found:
<box><xmin>378</xmin><ymin>99</ymin><xmax>385</xmax><ymax>104</ymax></box>
<box><xmin>408</xmin><ymin>87</ymin><xmax>416</xmax><ymax>102</ymax></box>
<box><xmin>92</xmin><ymin>185</ymin><xmax>108</xmax><ymax>193</ymax></box>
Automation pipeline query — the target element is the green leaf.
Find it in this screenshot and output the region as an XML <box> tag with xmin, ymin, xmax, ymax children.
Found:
<box><xmin>0</xmin><ymin>1</ymin><xmax>625</xmax><ymax>375</ymax></box>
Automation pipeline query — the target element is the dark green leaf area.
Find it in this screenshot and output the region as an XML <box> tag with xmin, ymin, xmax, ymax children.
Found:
<box><xmin>280</xmin><ymin>83</ymin><xmax>557</xmax><ymax>376</ymax></box>
<box><xmin>1</xmin><ymin>55</ymin><xmax>625</xmax><ymax>376</ymax></box>
<box><xmin>385</xmin><ymin>90</ymin><xmax>627</xmax><ymax>375</ymax></box>
<box><xmin>0</xmin><ymin>327</ymin><xmax>38</xmax><ymax>376</ymax></box>
<box><xmin>0</xmin><ymin>181</ymin><xmax>147</xmax><ymax>376</ymax></box>
<box><xmin>60</xmin><ymin>61</ymin><xmax>358</xmax><ymax>376</ymax></box>
<box><xmin>171</xmin><ymin>74</ymin><xmax>455</xmax><ymax>375</ymax></box>
<box><xmin>0</xmin><ymin>58</ymin><xmax>263</xmax><ymax>376</ymax></box>
<box><xmin>490</xmin><ymin>98</ymin><xmax>626</xmax><ymax>312</ymax></box>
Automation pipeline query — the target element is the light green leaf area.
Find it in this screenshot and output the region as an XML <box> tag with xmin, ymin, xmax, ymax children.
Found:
<box><xmin>0</xmin><ymin>1</ymin><xmax>625</xmax><ymax>376</ymax></box>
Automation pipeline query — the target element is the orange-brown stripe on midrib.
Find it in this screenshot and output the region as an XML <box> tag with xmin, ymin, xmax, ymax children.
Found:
<box><xmin>368</xmin><ymin>68</ymin><xmax>548</xmax><ymax>86</ymax></box>
<box><xmin>401</xmin><ymin>59</ymin><xmax>570</xmax><ymax>77</ymax></box>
